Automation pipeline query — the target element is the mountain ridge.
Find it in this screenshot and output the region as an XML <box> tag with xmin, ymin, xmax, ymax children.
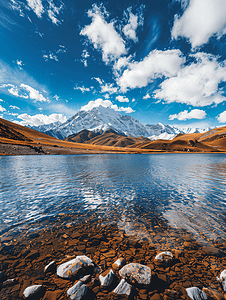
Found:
<box><xmin>30</xmin><ymin>106</ymin><xmax>212</xmax><ymax>141</ymax></box>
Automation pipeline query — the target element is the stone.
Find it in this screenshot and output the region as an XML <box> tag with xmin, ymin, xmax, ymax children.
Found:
<box><xmin>154</xmin><ymin>252</ymin><xmax>173</xmax><ymax>266</ymax></box>
<box><xmin>217</xmin><ymin>269</ymin><xmax>226</xmax><ymax>291</ymax></box>
<box><xmin>67</xmin><ymin>281</ymin><xmax>88</xmax><ymax>300</ymax></box>
<box><xmin>23</xmin><ymin>284</ymin><xmax>43</xmax><ymax>298</ymax></box>
<box><xmin>79</xmin><ymin>274</ymin><xmax>91</xmax><ymax>283</ymax></box>
<box><xmin>119</xmin><ymin>263</ymin><xmax>151</xmax><ymax>285</ymax></box>
<box><xmin>112</xmin><ymin>279</ymin><xmax>132</xmax><ymax>296</ymax></box>
<box><xmin>202</xmin><ymin>287</ymin><xmax>224</xmax><ymax>300</ymax></box>
<box><xmin>57</xmin><ymin>255</ymin><xmax>94</xmax><ymax>278</ymax></box>
<box><xmin>0</xmin><ymin>270</ymin><xmax>3</xmax><ymax>279</ymax></box>
<box><xmin>99</xmin><ymin>269</ymin><xmax>115</xmax><ymax>287</ymax></box>
<box><xmin>186</xmin><ymin>287</ymin><xmax>208</xmax><ymax>300</ymax></box>
<box><xmin>112</xmin><ymin>257</ymin><xmax>126</xmax><ymax>270</ymax></box>
<box><xmin>44</xmin><ymin>260</ymin><xmax>56</xmax><ymax>273</ymax></box>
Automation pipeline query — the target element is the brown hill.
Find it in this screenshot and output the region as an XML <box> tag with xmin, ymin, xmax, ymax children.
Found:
<box><xmin>1</xmin><ymin>117</ymin><xmax>226</xmax><ymax>155</ymax></box>
<box><xmin>67</xmin><ymin>128</ymin><xmax>151</xmax><ymax>148</ymax></box>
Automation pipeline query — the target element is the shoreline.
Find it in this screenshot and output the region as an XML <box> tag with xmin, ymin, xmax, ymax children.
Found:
<box><xmin>1</xmin><ymin>217</ymin><xmax>226</xmax><ymax>300</ymax></box>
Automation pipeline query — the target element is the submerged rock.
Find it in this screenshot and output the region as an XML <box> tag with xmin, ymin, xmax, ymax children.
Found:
<box><xmin>112</xmin><ymin>257</ymin><xmax>126</xmax><ymax>270</ymax></box>
<box><xmin>217</xmin><ymin>269</ymin><xmax>226</xmax><ymax>291</ymax></box>
<box><xmin>113</xmin><ymin>279</ymin><xmax>132</xmax><ymax>296</ymax></box>
<box><xmin>67</xmin><ymin>281</ymin><xmax>88</xmax><ymax>300</ymax></box>
<box><xmin>119</xmin><ymin>263</ymin><xmax>151</xmax><ymax>285</ymax></box>
<box><xmin>57</xmin><ymin>255</ymin><xmax>93</xmax><ymax>278</ymax></box>
<box><xmin>99</xmin><ymin>269</ymin><xmax>115</xmax><ymax>287</ymax></box>
<box><xmin>186</xmin><ymin>287</ymin><xmax>208</xmax><ymax>300</ymax></box>
<box><xmin>154</xmin><ymin>251</ymin><xmax>173</xmax><ymax>266</ymax></box>
<box><xmin>23</xmin><ymin>284</ymin><xmax>43</xmax><ymax>298</ymax></box>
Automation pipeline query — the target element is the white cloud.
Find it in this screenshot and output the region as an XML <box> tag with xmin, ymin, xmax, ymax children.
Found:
<box><xmin>93</xmin><ymin>77</ymin><xmax>118</xmax><ymax>94</ymax></box>
<box><xmin>80</xmin><ymin>98</ymin><xmax>134</xmax><ymax>113</ymax></box>
<box><xmin>80</xmin><ymin>4</ymin><xmax>126</xmax><ymax>64</ymax></box>
<box><xmin>81</xmin><ymin>99</ymin><xmax>113</xmax><ymax>111</ymax></box>
<box><xmin>16</xmin><ymin>59</ymin><xmax>23</xmax><ymax>70</ymax></box>
<box><xmin>0</xmin><ymin>105</ymin><xmax>6</xmax><ymax>112</ymax></box>
<box><xmin>9</xmin><ymin>105</ymin><xmax>20</xmax><ymax>109</ymax></box>
<box><xmin>217</xmin><ymin>111</ymin><xmax>226</xmax><ymax>123</ymax></box>
<box><xmin>0</xmin><ymin>99</ymin><xmax>3</xmax><ymax>102</ymax></box>
<box><xmin>116</xmin><ymin>95</ymin><xmax>129</xmax><ymax>102</ymax></box>
<box><xmin>20</xmin><ymin>84</ymin><xmax>49</xmax><ymax>102</ymax></box>
<box><xmin>132</xmin><ymin>98</ymin><xmax>135</xmax><ymax>102</ymax></box>
<box><xmin>27</xmin><ymin>0</ymin><xmax>44</xmax><ymax>18</ymax></box>
<box><xmin>154</xmin><ymin>53</ymin><xmax>226</xmax><ymax>107</ymax></box>
<box><xmin>123</xmin><ymin>7</ymin><xmax>144</xmax><ymax>42</ymax></box>
<box><xmin>143</xmin><ymin>93</ymin><xmax>150</xmax><ymax>99</ymax></box>
<box><xmin>74</xmin><ymin>85</ymin><xmax>91</xmax><ymax>93</ymax></box>
<box><xmin>117</xmin><ymin>49</ymin><xmax>184</xmax><ymax>92</ymax></box>
<box><xmin>111</xmin><ymin>104</ymin><xmax>134</xmax><ymax>113</ymax></box>
<box><xmin>43</xmin><ymin>46</ymin><xmax>66</xmax><ymax>62</ymax></box>
<box><xmin>169</xmin><ymin>109</ymin><xmax>206</xmax><ymax>121</ymax></box>
<box><xmin>17</xmin><ymin>113</ymin><xmax>67</xmax><ymax>126</ymax></box>
<box><xmin>172</xmin><ymin>0</ymin><xmax>226</xmax><ymax>48</ymax></box>
<box><xmin>80</xmin><ymin>50</ymin><xmax>90</xmax><ymax>67</ymax></box>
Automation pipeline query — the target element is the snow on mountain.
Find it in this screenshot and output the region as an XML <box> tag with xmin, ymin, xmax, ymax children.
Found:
<box><xmin>29</xmin><ymin>106</ymin><xmax>211</xmax><ymax>140</ymax></box>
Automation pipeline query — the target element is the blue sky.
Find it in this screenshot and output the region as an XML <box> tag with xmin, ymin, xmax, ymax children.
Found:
<box><xmin>1</xmin><ymin>0</ymin><xmax>226</xmax><ymax>129</ymax></box>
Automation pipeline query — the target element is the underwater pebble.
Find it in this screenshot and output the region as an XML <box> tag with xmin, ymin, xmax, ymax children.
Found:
<box><xmin>113</xmin><ymin>278</ymin><xmax>132</xmax><ymax>296</ymax></box>
<box><xmin>67</xmin><ymin>280</ymin><xmax>88</xmax><ymax>300</ymax></box>
<box><xmin>99</xmin><ymin>269</ymin><xmax>115</xmax><ymax>287</ymax></box>
<box><xmin>186</xmin><ymin>287</ymin><xmax>208</xmax><ymax>300</ymax></box>
<box><xmin>119</xmin><ymin>263</ymin><xmax>151</xmax><ymax>285</ymax></box>
<box><xmin>23</xmin><ymin>284</ymin><xmax>43</xmax><ymax>298</ymax></box>
<box><xmin>57</xmin><ymin>255</ymin><xmax>93</xmax><ymax>278</ymax></box>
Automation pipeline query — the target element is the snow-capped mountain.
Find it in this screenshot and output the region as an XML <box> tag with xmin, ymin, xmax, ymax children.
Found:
<box><xmin>30</xmin><ymin>106</ymin><xmax>211</xmax><ymax>140</ymax></box>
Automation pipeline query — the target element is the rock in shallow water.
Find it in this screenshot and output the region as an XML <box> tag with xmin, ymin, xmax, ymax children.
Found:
<box><xmin>186</xmin><ymin>287</ymin><xmax>208</xmax><ymax>300</ymax></box>
<box><xmin>217</xmin><ymin>269</ymin><xmax>226</xmax><ymax>291</ymax></box>
<box><xmin>113</xmin><ymin>279</ymin><xmax>132</xmax><ymax>296</ymax></box>
<box><xmin>119</xmin><ymin>263</ymin><xmax>151</xmax><ymax>285</ymax></box>
<box><xmin>23</xmin><ymin>284</ymin><xmax>43</xmax><ymax>298</ymax></box>
<box><xmin>112</xmin><ymin>257</ymin><xmax>125</xmax><ymax>270</ymax></box>
<box><xmin>154</xmin><ymin>251</ymin><xmax>173</xmax><ymax>266</ymax></box>
<box><xmin>57</xmin><ymin>255</ymin><xmax>93</xmax><ymax>278</ymax></box>
<box><xmin>67</xmin><ymin>281</ymin><xmax>88</xmax><ymax>300</ymax></box>
<box><xmin>99</xmin><ymin>269</ymin><xmax>115</xmax><ymax>287</ymax></box>
<box><xmin>44</xmin><ymin>260</ymin><xmax>56</xmax><ymax>273</ymax></box>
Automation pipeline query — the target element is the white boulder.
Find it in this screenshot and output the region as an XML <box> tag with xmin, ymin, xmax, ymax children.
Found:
<box><xmin>119</xmin><ymin>263</ymin><xmax>151</xmax><ymax>285</ymax></box>
<box><xmin>57</xmin><ymin>255</ymin><xmax>93</xmax><ymax>278</ymax></box>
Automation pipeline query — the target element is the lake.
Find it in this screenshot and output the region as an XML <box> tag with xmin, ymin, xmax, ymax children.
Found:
<box><xmin>1</xmin><ymin>153</ymin><xmax>226</xmax><ymax>244</ymax></box>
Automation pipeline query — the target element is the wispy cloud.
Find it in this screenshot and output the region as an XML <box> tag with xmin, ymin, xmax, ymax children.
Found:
<box><xmin>43</xmin><ymin>45</ymin><xmax>67</xmax><ymax>62</ymax></box>
<box><xmin>0</xmin><ymin>105</ymin><xmax>6</xmax><ymax>112</ymax></box>
<box><xmin>93</xmin><ymin>77</ymin><xmax>118</xmax><ymax>94</ymax></box>
<box><xmin>10</xmin><ymin>0</ymin><xmax>65</xmax><ymax>25</ymax></box>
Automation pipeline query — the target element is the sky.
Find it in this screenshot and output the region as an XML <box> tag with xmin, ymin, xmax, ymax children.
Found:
<box><xmin>1</xmin><ymin>0</ymin><xmax>226</xmax><ymax>129</ymax></box>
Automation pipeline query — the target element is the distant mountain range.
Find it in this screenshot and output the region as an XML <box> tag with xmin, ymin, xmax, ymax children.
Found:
<box><xmin>30</xmin><ymin>106</ymin><xmax>212</xmax><ymax>140</ymax></box>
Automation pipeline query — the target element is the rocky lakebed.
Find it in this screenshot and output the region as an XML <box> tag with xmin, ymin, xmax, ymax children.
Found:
<box><xmin>1</xmin><ymin>217</ymin><xmax>226</xmax><ymax>300</ymax></box>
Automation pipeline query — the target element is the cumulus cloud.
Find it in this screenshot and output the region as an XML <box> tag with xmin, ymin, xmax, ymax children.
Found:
<box><xmin>217</xmin><ymin>111</ymin><xmax>226</xmax><ymax>123</ymax></box>
<box><xmin>80</xmin><ymin>98</ymin><xmax>134</xmax><ymax>113</ymax></box>
<box><xmin>154</xmin><ymin>53</ymin><xmax>226</xmax><ymax>107</ymax></box>
<box><xmin>143</xmin><ymin>93</ymin><xmax>150</xmax><ymax>99</ymax></box>
<box><xmin>172</xmin><ymin>0</ymin><xmax>226</xmax><ymax>48</ymax></box>
<box><xmin>169</xmin><ymin>109</ymin><xmax>206</xmax><ymax>121</ymax></box>
<box><xmin>17</xmin><ymin>113</ymin><xmax>67</xmax><ymax>126</ymax></box>
<box><xmin>116</xmin><ymin>95</ymin><xmax>129</xmax><ymax>102</ymax></box>
<box><xmin>123</xmin><ymin>7</ymin><xmax>144</xmax><ymax>42</ymax></box>
<box><xmin>0</xmin><ymin>105</ymin><xmax>6</xmax><ymax>112</ymax></box>
<box><xmin>80</xmin><ymin>4</ymin><xmax>126</xmax><ymax>64</ymax></box>
<box><xmin>117</xmin><ymin>49</ymin><xmax>184</xmax><ymax>92</ymax></box>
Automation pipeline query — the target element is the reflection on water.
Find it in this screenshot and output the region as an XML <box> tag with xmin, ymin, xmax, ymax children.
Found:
<box><xmin>0</xmin><ymin>154</ymin><xmax>226</xmax><ymax>242</ymax></box>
